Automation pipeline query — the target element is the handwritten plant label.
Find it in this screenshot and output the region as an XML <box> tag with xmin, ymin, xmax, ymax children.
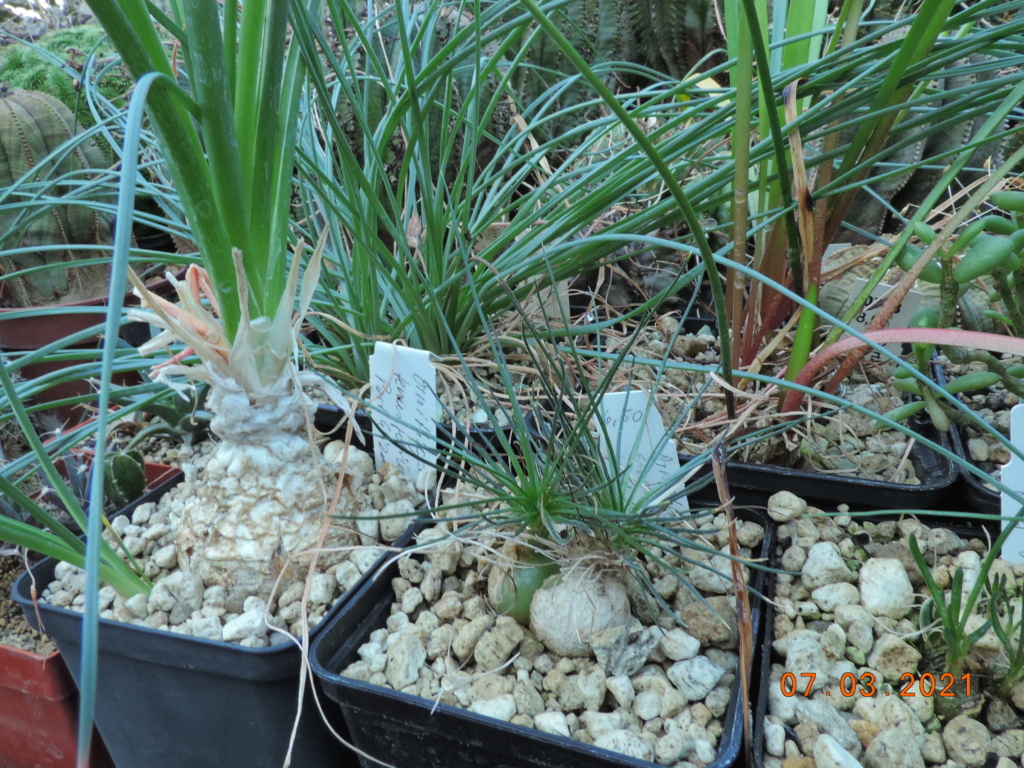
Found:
<box><xmin>846</xmin><ymin>277</ymin><xmax>925</xmax><ymax>364</ymax></box>
<box><xmin>368</xmin><ymin>342</ymin><xmax>438</xmax><ymax>478</ymax></box>
<box><xmin>597</xmin><ymin>390</ymin><xmax>688</xmax><ymax>512</ymax></box>
<box><xmin>1000</xmin><ymin>403</ymin><xmax>1024</xmax><ymax>564</ymax></box>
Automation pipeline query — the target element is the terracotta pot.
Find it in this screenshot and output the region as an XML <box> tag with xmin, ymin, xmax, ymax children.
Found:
<box><xmin>0</xmin><ymin>641</ymin><xmax>114</xmax><ymax>768</ymax></box>
<box><xmin>0</xmin><ymin>268</ymin><xmax>184</xmax><ymax>425</ymax></box>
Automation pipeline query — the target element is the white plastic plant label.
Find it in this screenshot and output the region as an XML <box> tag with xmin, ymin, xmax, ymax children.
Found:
<box><xmin>846</xmin><ymin>277</ymin><xmax>925</xmax><ymax>364</ymax></box>
<box><xmin>597</xmin><ymin>390</ymin><xmax>688</xmax><ymax>512</ymax></box>
<box><xmin>368</xmin><ymin>341</ymin><xmax>438</xmax><ymax>478</ymax></box>
<box><xmin>1000</xmin><ymin>403</ymin><xmax>1024</xmax><ymax>564</ymax></box>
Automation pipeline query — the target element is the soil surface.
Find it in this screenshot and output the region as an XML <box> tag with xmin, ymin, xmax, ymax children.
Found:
<box><xmin>0</xmin><ymin>555</ymin><xmax>56</xmax><ymax>654</ymax></box>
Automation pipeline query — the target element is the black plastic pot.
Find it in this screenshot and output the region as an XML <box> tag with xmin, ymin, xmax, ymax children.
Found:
<box><xmin>750</xmin><ymin>514</ymin><xmax>996</xmax><ymax>767</ymax></box>
<box><xmin>309</xmin><ymin>507</ymin><xmax>776</xmax><ymax>768</ymax></box>
<box><xmin>718</xmin><ymin>414</ymin><xmax>959</xmax><ymax>511</ymax></box>
<box><xmin>11</xmin><ymin>472</ymin><xmax>420</xmax><ymax>768</ymax></box>
<box><xmin>949</xmin><ymin>422</ymin><xmax>1001</xmax><ymax>515</ymax></box>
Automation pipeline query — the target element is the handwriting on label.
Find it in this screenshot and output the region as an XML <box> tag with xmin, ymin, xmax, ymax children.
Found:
<box><xmin>846</xmin><ymin>278</ymin><xmax>925</xmax><ymax>364</ymax></box>
<box><xmin>1001</xmin><ymin>403</ymin><xmax>1024</xmax><ymax>564</ymax></box>
<box><xmin>597</xmin><ymin>390</ymin><xmax>688</xmax><ymax>512</ymax></box>
<box><xmin>368</xmin><ymin>342</ymin><xmax>438</xmax><ymax>479</ymax></box>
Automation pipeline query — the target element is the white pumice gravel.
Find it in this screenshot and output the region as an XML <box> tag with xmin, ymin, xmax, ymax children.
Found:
<box><xmin>762</xmin><ymin>490</ymin><xmax>1024</xmax><ymax>768</ymax></box>
<box><xmin>341</xmin><ymin>514</ymin><xmax>766</xmax><ymax>767</ymax></box>
<box><xmin>42</xmin><ymin>442</ymin><xmax>427</xmax><ymax>647</ymax></box>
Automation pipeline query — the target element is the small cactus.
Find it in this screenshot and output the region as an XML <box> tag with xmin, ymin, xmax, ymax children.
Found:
<box><xmin>0</xmin><ymin>86</ymin><xmax>113</xmax><ymax>307</ymax></box>
<box><xmin>102</xmin><ymin>448</ymin><xmax>146</xmax><ymax>509</ymax></box>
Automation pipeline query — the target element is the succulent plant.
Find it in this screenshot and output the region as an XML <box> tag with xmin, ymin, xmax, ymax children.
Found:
<box><xmin>0</xmin><ymin>86</ymin><xmax>113</xmax><ymax>308</ymax></box>
<box><xmin>0</xmin><ymin>24</ymin><xmax>133</xmax><ymax>127</ymax></box>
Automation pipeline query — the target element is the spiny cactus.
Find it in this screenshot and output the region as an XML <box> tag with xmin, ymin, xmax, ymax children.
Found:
<box><xmin>0</xmin><ymin>86</ymin><xmax>113</xmax><ymax>307</ymax></box>
<box><xmin>0</xmin><ymin>25</ymin><xmax>133</xmax><ymax>128</ymax></box>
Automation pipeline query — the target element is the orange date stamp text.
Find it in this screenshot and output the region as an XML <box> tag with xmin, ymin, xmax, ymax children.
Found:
<box><xmin>779</xmin><ymin>671</ymin><xmax>973</xmax><ymax>698</ymax></box>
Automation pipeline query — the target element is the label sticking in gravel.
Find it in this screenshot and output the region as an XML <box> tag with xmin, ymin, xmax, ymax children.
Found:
<box><xmin>369</xmin><ymin>342</ymin><xmax>438</xmax><ymax>478</ymax></box>
<box><xmin>597</xmin><ymin>390</ymin><xmax>688</xmax><ymax>512</ymax></box>
<box><xmin>1001</xmin><ymin>403</ymin><xmax>1024</xmax><ymax>564</ymax></box>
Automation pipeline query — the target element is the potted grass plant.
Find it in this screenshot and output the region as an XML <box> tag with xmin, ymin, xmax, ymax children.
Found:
<box><xmin>309</xmin><ymin>291</ymin><xmax>775</xmax><ymax>768</ymax></box>
<box><xmin>1</xmin><ymin>0</ymin><xmax>390</xmax><ymax>764</ymax></box>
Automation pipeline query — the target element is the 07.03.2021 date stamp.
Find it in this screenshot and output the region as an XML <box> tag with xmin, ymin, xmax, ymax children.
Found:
<box><xmin>780</xmin><ymin>671</ymin><xmax>974</xmax><ymax>698</ymax></box>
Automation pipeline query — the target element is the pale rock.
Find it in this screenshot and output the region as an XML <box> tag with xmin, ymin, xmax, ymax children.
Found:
<box><xmin>820</xmin><ymin>624</ymin><xmax>847</xmax><ymax>660</ymax></box>
<box><xmin>420</xmin><ymin>566</ymin><xmax>442</xmax><ymax>603</ymax></box>
<box><xmin>813</xmin><ymin>734</ymin><xmax>865</xmax><ymax>768</ymax></box>
<box><xmin>559</xmin><ymin>669</ymin><xmax>606</xmax><ymax>711</ymax></box>
<box><xmin>512</xmin><ymin>680</ymin><xmax>544</xmax><ymax>718</ymax></box>
<box><xmin>379</xmin><ymin>499</ymin><xmax>415</xmax><ymax>542</ymax></box>
<box><xmin>593</xmin><ymin>730</ymin><xmax>652</xmax><ymax>761</ymax></box>
<box><xmin>655</xmin><ymin>729</ymin><xmax>695</xmax><ymax>764</ymax></box>
<box><xmin>190</xmin><ymin>616</ymin><xmax>223</xmax><ymax>641</ymax></box>
<box><xmin>796</xmin><ymin>699</ymin><xmax>862</xmax><ymax>756</ymax></box>
<box><xmin>864</xmin><ymin>727</ymin><xmax>923</xmax><ymax>768</ymax></box>
<box><xmin>580</xmin><ymin>711</ymin><xmax>624</xmax><ymax>738</ymax></box>
<box><xmin>433</xmin><ymin>591</ymin><xmax>463</xmax><ymax>621</ymax></box>
<box><xmin>634</xmin><ymin>690</ymin><xmax>663</xmax><ymax>721</ymax></box>
<box><xmin>278</xmin><ymin>582</ymin><xmax>306</xmax><ymax>608</ymax></box>
<box><xmin>688</xmin><ymin>551</ymin><xmax>735</xmax><ymax>594</ymax></box>
<box><xmin>765</xmin><ymin>719</ymin><xmax>786</xmax><ymax>757</ymax></box>
<box><xmin>468</xmin><ymin>673</ymin><xmax>512</xmax><ymax>703</ymax></box>
<box><xmin>812</xmin><ymin>582</ymin><xmax>860</xmax><ymax>612</ymax></box>
<box><xmin>455</xmin><ymin>690</ymin><xmax>514</xmax><ymax>721</ymax></box>
<box><xmin>591</xmin><ymin>624</ymin><xmax>657</xmax><ymax>676</ymax></box>
<box><xmin>834</xmin><ymin>604</ymin><xmax>873</xmax><ymax>629</ymax></box>
<box><xmin>781</xmin><ymin>545</ymin><xmax>808</xmax><ymax>572</ymax></box>
<box><xmin>768</xmin><ymin>491</ymin><xmax>807</xmax><ymax>522</ymax></box>
<box><xmin>350</xmin><ymin>547</ymin><xmax>385</xmax><ymax>574</ymax></box>
<box><xmin>920</xmin><ymin>732</ymin><xmax>945</xmax><ymax>763</ymax></box>
<box><xmin>660</xmin><ymin>687</ymin><xmax>687</xmax><ymax>720</ymax></box>
<box><xmin>222</xmin><ymin>609</ymin><xmax>266</xmax><ymax>642</ymax></box>
<box><xmin>474</xmin><ymin>622</ymin><xmax>523</xmax><ymax>671</ymax></box>
<box><xmin>400</xmin><ymin>587</ymin><xmax>424</xmax><ymax>615</ymax></box>
<box><xmin>783</xmin><ymin>635</ymin><xmax>829</xmax><ymax>693</ymax></box>
<box><xmin>692</xmin><ymin>739</ymin><xmax>716</xmax><ymax>764</ymax></box>
<box><xmin>942</xmin><ymin>713</ymin><xmax>992</xmax><ymax>767</ymax></box>
<box><xmin>124</xmin><ymin>593</ymin><xmax>149</xmax><ymax>619</ymax></box>
<box><xmin>846</xmin><ymin>620</ymin><xmax>874</xmax><ymax>655</ymax></box>
<box><xmin>802</xmin><ymin>542</ymin><xmax>855</xmax><ymax>588</ymax></box>
<box><xmin>153</xmin><ymin>544</ymin><xmax>178</xmax><ymax>569</ymax></box>
<box><xmin>385</xmin><ymin>633</ymin><xmax>426</xmax><ymax>691</ymax></box>
<box><xmin>859</xmin><ymin>559</ymin><xmax>913</xmax><ymax>618</ymax></box>
<box><xmin>853</xmin><ymin>698</ymin><xmax>924</xmax><ymax>738</ymax></box>
<box><xmin>534</xmin><ymin>711</ymin><xmax>571</xmax><ymax>738</ymax></box>
<box><xmin>452</xmin><ymin>614</ymin><xmax>494</xmax><ymax>661</ymax></box>
<box><xmin>667</xmin><ymin>656</ymin><xmax>725</xmax><ymax>702</ymax></box>
<box><xmin>605</xmin><ymin>675</ymin><xmax>635</xmax><ymax>708</ymax></box>
<box><xmin>867</xmin><ymin>635</ymin><xmax>921</xmax><ymax>683</ymax></box>
<box><xmin>991</xmin><ymin>728</ymin><xmax>1024</xmax><ymax>758</ymax></box>
<box><xmin>660</xmin><ymin>628</ymin><xmax>701</xmax><ymax>661</ymax></box>
<box><xmin>308</xmin><ymin>573</ymin><xmax>336</xmax><ymax>605</ymax></box>
<box><xmin>147</xmin><ymin>582</ymin><xmax>175</xmax><ymax>613</ymax></box>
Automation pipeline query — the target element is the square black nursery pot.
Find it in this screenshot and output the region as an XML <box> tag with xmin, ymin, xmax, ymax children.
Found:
<box><xmin>309</xmin><ymin>507</ymin><xmax>777</xmax><ymax>768</ymax></box>
<box><xmin>11</xmin><ymin>474</ymin><xmax>421</xmax><ymax>768</ymax></box>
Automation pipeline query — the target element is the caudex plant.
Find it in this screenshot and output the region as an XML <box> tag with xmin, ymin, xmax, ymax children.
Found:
<box><xmin>78</xmin><ymin>0</ymin><xmax>361</xmax><ymax>608</ymax></box>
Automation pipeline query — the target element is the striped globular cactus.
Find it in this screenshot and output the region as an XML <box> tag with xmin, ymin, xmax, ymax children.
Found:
<box><xmin>0</xmin><ymin>86</ymin><xmax>113</xmax><ymax>307</ymax></box>
<box><xmin>0</xmin><ymin>25</ymin><xmax>133</xmax><ymax>128</ymax></box>
<box><xmin>511</xmin><ymin>0</ymin><xmax>718</xmax><ymax>132</ymax></box>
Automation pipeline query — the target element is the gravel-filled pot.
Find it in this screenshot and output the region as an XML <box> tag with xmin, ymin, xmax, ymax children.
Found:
<box><xmin>11</xmin><ymin>443</ymin><xmax>430</xmax><ymax>768</ymax></box>
<box><xmin>755</xmin><ymin>490</ymin><xmax>1024</xmax><ymax>768</ymax></box>
<box><xmin>310</xmin><ymin>506</ymin><xmax>776</xmax><ymax>768</ymax></box>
